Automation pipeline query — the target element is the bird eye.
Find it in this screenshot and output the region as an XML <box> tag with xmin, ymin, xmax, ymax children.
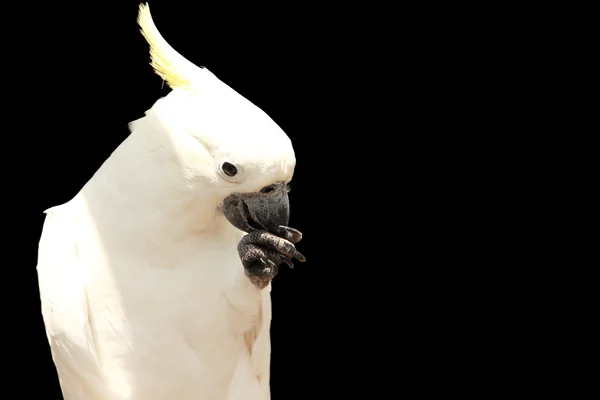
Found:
<box><xmin>221</xmin><ymin>162</ymin><xmax>238</xmax><ymax>177</ymax></box>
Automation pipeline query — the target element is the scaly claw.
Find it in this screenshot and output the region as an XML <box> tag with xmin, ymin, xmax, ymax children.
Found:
<box><xmin>278</xmin><ymin>225</ymin><xmax>303</xmax><ymax>244</ymax></box>
<box><xmin>292</xmin><ymin>249</ymin><xmax>306</xmax><ymax>262</ymax></box>
<box><xmin>240</xmin><ymin>230</ymin><xmax>306</xmax><ymax>263</ymax></box>
<box><xmin>238</xmin><ymin>228</ymin><xmax>305</xmax><ymax>289</ymax></box>
<box><xmin>264</xmin><ymin>258</ymin><xmax>277</xmax><ymax>274</ymax></box>
<box><xmin>282</xmin><ymin>257</ymin><xmax>295</xmax><ymax>269</ymax></box>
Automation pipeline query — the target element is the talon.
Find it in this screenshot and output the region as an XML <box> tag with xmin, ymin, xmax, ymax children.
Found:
<box><xmin>293</xmin><ymin>250</ymin><xmax>306</xmax><ymax>262</ymax></box>
<box><xmin>282</xmin><ymin>257</ymin><xmax>295</xmax><ymax>269</ymax></box>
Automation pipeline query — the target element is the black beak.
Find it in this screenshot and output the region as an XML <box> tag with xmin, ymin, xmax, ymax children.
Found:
<box><xmin>221</xmin><ymin>181</ymin><xmax>290</xmax><ymax>235</ymax></box>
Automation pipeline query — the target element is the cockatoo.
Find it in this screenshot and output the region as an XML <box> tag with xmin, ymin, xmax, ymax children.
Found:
<box><xmin>36</xmin><ymin>4</ymin><xmax>305</xmax><ymax>400</ymax></box>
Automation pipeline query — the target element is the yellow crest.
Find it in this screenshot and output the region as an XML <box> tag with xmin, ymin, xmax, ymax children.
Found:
<box><xmin>137</xmin><ymin>3</ymin><xmax>201</xmax><ymax>89</ymax></box>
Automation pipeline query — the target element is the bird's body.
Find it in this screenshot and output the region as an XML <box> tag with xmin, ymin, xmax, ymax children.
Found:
<box><xmin>38</xmin><ymin>109</ymin><xmax>272</xmax><ymax>400</ymax></box>
<box><xmin>37</xmin><ymin>4</ymin><xmax>303</xmax><ymax>399</ymax></box>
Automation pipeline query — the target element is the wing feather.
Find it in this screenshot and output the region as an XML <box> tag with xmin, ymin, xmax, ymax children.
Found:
<box><xmin>243</xmin><ymin>284</ymin><xmax>272</xmax><ymax>399</ymax></box>
<box><xmin>37</xmin><ymin>204</ymin><xmax>107</xmax><ymax>400</ymax></box>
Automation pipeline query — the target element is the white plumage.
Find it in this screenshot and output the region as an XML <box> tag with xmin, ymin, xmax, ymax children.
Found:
<box><xmin>37</xmin><ymin>4</ymin><xmax>296</xmax><ymax>399</ymax></box>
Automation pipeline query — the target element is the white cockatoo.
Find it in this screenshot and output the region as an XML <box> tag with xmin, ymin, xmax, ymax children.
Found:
<box><xmin>36</xmin><ymin>4</ymin><xmax>305</xmax><ymax>399</ymax></box>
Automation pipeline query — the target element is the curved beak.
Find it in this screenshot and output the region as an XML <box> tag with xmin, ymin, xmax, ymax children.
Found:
<box><xmin>221</xmin><ymin>181</ymin><xmax>290</xmax><ymax>235</ymax></box>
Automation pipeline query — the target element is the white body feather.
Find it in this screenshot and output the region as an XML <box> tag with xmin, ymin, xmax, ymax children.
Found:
<box><xmin>37</xmin><ymin>4</ymin><xmax>295</xmax><ymax>399</ymax></box>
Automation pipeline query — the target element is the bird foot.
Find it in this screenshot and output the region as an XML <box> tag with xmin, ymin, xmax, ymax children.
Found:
<box><xmin>238</xmin><ymin>226</ymin><xmax>305</xmax><ymax>289</ymax></box>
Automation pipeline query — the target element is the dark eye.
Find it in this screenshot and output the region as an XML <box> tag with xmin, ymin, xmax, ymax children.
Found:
<box><xmin>221</xmin><ymin>162</ymin><xmax>238</xmax><ymax>177</ymax></box>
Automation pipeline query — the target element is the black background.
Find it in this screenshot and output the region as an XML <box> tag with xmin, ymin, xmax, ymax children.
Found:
<box><xmin>5</xmin><ymin>0</ymin><xmax>593</xmax><ymax>398</ymax></box>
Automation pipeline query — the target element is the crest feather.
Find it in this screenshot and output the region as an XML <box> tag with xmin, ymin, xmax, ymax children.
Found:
<box><xmin>137</xmin><ymin>3</ymin><xmax>201</xmax><ymax>89</ymax></box>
